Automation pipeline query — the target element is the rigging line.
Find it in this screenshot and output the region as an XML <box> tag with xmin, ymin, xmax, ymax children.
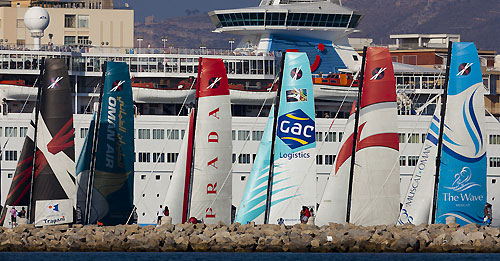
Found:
<box><xmin>205</xmin><ymin>75</ymin><xmax>279</xmax><ymax>214</ymax></box>
<box><xmin>355</xmin><ymin>67</ymin><xmax>446</xmax><ymax>223</ymax></box>
<box><xmin>133</xmin><ymin>78</ymin><xmax>197</xmax><ymax>221</ymax></box>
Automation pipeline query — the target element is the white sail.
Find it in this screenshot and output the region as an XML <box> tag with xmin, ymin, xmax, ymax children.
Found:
<box><xmin>399</xmin><ymin>104</ymin><xmax>440</xmax><ymax>225</ymax></box>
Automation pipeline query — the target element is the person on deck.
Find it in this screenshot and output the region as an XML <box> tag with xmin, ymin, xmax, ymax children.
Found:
<box><xmin>483</xmin><ymin>203</ymin><xmax>493</xmax><ymax>228</ymax></box>
<box><xmin>19</xmin><ymin>207</ymin><xmax>26</xmax><ymax>218</ymax></box>
<box><xmin>10</xmin><ymin>207</ymin><xmax>17</xmax><ymax>228</ymax></box>
<box><xmin>157</xmin><ymin>205</ymin><xmax>164</xmax><ymax>225</ymax></box>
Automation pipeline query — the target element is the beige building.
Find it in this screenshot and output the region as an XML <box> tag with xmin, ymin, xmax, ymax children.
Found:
<box><xmin>0</xmin><ymin>1</ymin><xmax>133</xmax><ymax>48</ymax></box>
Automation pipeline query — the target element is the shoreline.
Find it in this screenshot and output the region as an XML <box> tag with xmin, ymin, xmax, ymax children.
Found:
<box><xmin>0</xmin><ymin>223</ymin><xmax>499</xmax><ymax>252</ymax></box>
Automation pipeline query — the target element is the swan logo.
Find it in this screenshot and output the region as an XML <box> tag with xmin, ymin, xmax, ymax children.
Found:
<box><xmin>370</xmin><ymin>67</ymin><xmax>386</xmax><ymax>80</ymax></box>
<box><xmin>277</xmin><ymin>109</ymin><xmax>315</xmax><ymax>149</ymax></box>
<box><xmin>444</xmin><ymin>167</ymin><xmax>480</xmax><ymax>192</ymax></box>
<box><xmin>457</xmin><ymin>63</ymin><xmax>472</xmax><ymax>76</ymax></box>
<box><xmin>290</xmin><ymin>67</ymin><xmax>303</xmax><ymax>80</ymax></box>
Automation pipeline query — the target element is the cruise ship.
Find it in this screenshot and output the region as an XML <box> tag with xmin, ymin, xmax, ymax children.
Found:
<box><xmin>1</xmin><ymin>0</ymin><xmax>500</xmax><ymax>225</ymax></box>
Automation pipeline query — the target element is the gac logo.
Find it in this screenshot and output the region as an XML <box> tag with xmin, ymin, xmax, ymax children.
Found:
<box><xmin>277</xmin><ymin>109</ymin><xmax>315</xmax><ymax>149</ymax></box>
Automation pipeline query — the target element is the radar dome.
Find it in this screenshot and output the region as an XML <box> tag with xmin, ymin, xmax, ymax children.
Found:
<box><xmin>24</xmin><ymin>7</ymin><xmax>50</xmax><ymax>33</ymax></box>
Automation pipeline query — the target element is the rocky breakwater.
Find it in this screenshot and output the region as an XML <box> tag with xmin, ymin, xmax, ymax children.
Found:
<box><xmin>0</xmin><ymin>222</ymin><xmax>500</xmax><ymax>252</ymax></box>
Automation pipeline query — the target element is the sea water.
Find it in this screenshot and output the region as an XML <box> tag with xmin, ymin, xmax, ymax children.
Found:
<box><xmin>0</xmin><ymin>252</ymin><xmax>499</xmax><ymax>260</ymax></box>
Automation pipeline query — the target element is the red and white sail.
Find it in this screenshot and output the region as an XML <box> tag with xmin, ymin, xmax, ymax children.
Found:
<box><xmin>189</xmin><ymin>58</ymin><xmax>232</xmax><ymax>224</ymax></box>
<box><xmin>350</xmin><ymin>47</ymin><xmax>400</xmax><ymax>225</ymax></box>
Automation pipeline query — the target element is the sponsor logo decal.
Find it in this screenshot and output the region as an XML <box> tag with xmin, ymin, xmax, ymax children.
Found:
<box><xmin>277</xmin><ymin>109</ymin><xmax>315</xmax><ymax>149</ymax></box>
<box><xmin>290</xmin><ymin>67</ymin><xmax>303</xmax><ymax>80</ymax></box>
<box><xmin>457</xmin><ymin>63</ymin><xmax>472</xmax><ymax>76</ymax></box>
<box><xmin>370</xmin><ymin>67</ymin><xmax>386</xmax><ymax>80</ymax></box>
<box><xmin>207</xmin><ymin>77</ymin><xmax>221</xmax><ymax>89</ymax></box>
<box><xmin>286</xmin><ymin>89</ymin><xmax>308</xmax><ymax>102</ymax></box>
<box><xmin>48</xmin><ymin>203</ymin><xmax>59</xmax><ymax>212</ymax></box>
<box><xmin>48</xmin><ymin>76</ymin><xmax>63</xmax><ymax>89</ymax></box>
<box><xmin>110</xmin><ymin>80</ymin><xmax>125</xmax><ymax>92</ymax></box>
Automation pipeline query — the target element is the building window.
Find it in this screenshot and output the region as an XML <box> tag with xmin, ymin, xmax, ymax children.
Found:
<box><xmin>64</xmin><ymin>36</ymin><xmax>76</xmax><ymax>45</ymax></box>
<box><xmin>315</xmin><ymin>132</ymin><xmax>323</xmax><ymax>142</ymax></box>
<box><xmin>490</xmin><ymin>135</ymin><xmax>500</xmax><ymax>145</ymax></box>
<box><xmin>316</xmin><ymin>155</ymin><xmax>323</xmax><ymax>165</ymax></box>
<box><xmin>64</xmin><ymin>14</ymin><xmax>77</xmax><ymax>28</ymax></box>
<box><xmin>138</xmin><ymin>152</ymin><xmax>150</xmax><ymax>163</ymax></box>
<box><xmin>16</xmin><ymin>40</ymin><xmax>25</xmax><ymax>46</ymax></box>
<box><xmin>238</xmin><ymin>154</ymin><xmax>251</xmax><ymax>164</ymax></box>
<box><xmin>408</xmin><ymin>133</ymin><xmax>420</xmax><ymax>143</ymax></box>
<box><xmin>138</xmin><ymin>129</ymin><xmax>150</xmax><ymax>139</ymax></box>
<box><xmin>325</xmin><ymin>132</ymin><xmax>336</xmax><ymax>142</ymax></box>
<box><xmin>252</xmin><ymin>130</ymin><xmax>264</xmax><ymax>141</ymax></box>
<box><xmin>167</xmin><ymin>129</ymin><xmax>179</xmax><ymax>140</ymax></box>
<box><xmin>400</xmin><ymin>156</ymin><xmax>406</xmax><ymax>167</ymax></box>
<box><xmin>153</xmin><ymin>152</ymin><xmax>165</xmax><ymax>163</ymax></box>
<box><xmin>489</xmin><ymin>157</ymin><xmax>500</xmax><ymax>168</ymax></box>
<box><xmin>16</xmin><ymin>19</ymin><xmax>25</xmax><ymax>28</ymax></box>
<box><xmin>238</xmin><ymin>130</ymin><xmax>250</xmax><ymax>141</ymax></box>
<box><xmin>408</xmin><ymin>156</ymin><xmax>419</xmax><ymax>166</ymax></box>
<box><xmin>399</xmin><ymin>133</ymin><xmax>406</xmax><ymax>143</ymax></box>
<box><xmin>78</xmin><ymin>15</ymin><xmax>89</xmax><ymax>28</ymax></box>
<box><xmin>5</xmin><ymin>127</ymin><xmax>17</xmax><ymax>137</ymax></box>
<box><xmin>166</xmin><ymin>153</ymin><xmax>178</xmax><ymax>163</ymax></box>
<box><xmin>80</xmin><ymin>127</ymin><xmax>89</xmax><ymax>139</ymax></box>
<box><xmin>152</xmin><ymin>129</ymin><xmax>164</xmax><ymax>140</ymax></box>
<box><xmin>5</xmin><ymin>150</ymin><xmax>17</xmax><ymax>161</ymax></box>
<box><xmin>77</xmin><ymin>36</ymin><xmax>90</xmax><ymax>46</ymax></box>
<box><xmin>325</xmin><ymin>155</ymin><xmax>336</xmax><ymax>165</ymax></box>
<box><xmin>19</xmin><ymin>127</ymin><xmax>28</xmax><ymax>137</ymax></box>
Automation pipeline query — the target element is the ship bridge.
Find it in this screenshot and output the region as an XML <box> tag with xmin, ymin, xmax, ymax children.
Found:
<box><xmin>209</xmin><ymin>0</ymin><xmax>363</xmax><ymax>75</ymax></box>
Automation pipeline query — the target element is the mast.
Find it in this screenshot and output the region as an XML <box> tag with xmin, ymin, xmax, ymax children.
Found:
<box><xmin>263</xmin><ymin>52</ymin><xmax>285</xmax><ymax>225</ymax></box>
<box><xmin>345</xmin><ymin>47</ymin><xmax>367</xmax><ymax>223</ymax></box>
<box><xmin>183</xmin><ymin>57</ymin><xmax>202</xmax><ymax>222</ymax></box>
<box><xmin>28</xmin><ymin>57</ymin><xmax>45</xmax><ymax>223</ymax></box>
<box><xmin>431</xmin><ymin>41</ymin><xmax>453</xmax><ymax>224</ymax></box>
<box><xmin>84</xmin><ymin>62</ymin><xmax>107</xmax><ymax>225</ymax></box>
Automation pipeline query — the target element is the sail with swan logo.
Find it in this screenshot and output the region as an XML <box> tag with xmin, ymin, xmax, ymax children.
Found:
<box><xmin>435</xmin><ymin>42</ymin><xmax>486</xmax><ymax>225</ymax></box>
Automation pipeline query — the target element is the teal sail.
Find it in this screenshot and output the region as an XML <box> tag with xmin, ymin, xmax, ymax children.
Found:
<box><xmin>76</xmin><ymin>62</ymin><xmax>135</xmax><ymax>225</ymax></box>
<box><xmin>435</xmin><ymin>43</ymin><xmax>487</xmax><ymax>225</ymax></box>
<box><xmin>235</xmin><ymin>106</ymin><xmax>274</xmax><ymax>224</ymax></box>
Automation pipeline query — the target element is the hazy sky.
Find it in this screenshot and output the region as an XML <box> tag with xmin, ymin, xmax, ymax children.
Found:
<box><xmin>117</xmin><ymin>0</ymin><xmax>259</xmax><ymax>21</ymax></box>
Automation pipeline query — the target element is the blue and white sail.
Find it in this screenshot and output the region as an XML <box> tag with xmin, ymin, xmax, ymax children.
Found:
<box><xmin>399</xmin><ymin>104</ymin><xmax>440</xmax><ymax>225</ymax></box>
<box><xmin>234</xmin><ymin>106</ymin><xmax>274</xmax><ymax>224</ymax></box>
<box><xmin>269</xmin><ymin>52</ymin><xmax>317</xmax><ymax>224</ymax></box>
<box><xmin>435</xmin><ymin>42</ymin><xmax>487</xmax><ymax>225</ymax></box>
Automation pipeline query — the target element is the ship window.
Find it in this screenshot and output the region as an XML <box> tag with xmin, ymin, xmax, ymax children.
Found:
<box><xmin>489</xmin><ymin>157</ymin><xmax>500</xmax><ymax>168</ymax></box>
<box><xmin>138</xmin><ymin>129</ymin><xmax>150</xmax><ymax>139</ymax></box>
<box><xmin>421</xmin><ymin>134</ymin><xmax>426</xmax><ymax>143</ymax></box>
<box><xmin>316</xmin><ymin>132</ymin><xmax>323</xmax><ymax>142</ymax></box>
<box><xmin>232</xmin><ymin>154</ymin><xmax>236</xmax><ymax>163</ymax></box>
<box><xmin>399</xmin><ymin>156</ymin><xmax>406</xmax><ymax>167</ymax></box>
<box><xmin>325</xmin><ymin>155</ymin><xmax>336</xmax><ymax>165</ymax></box>
<box><xmin>241</xmin><ymin>176</ymin><xmax>246</xmax><ymax>181</ymax></box>
<box><xmin>352</xmin><ymin>55</ymin><xmax>359</xmax><ymax>61</ymax></box>
<box><xmin>232</xmin><ymin>130</ymin><xmax>236</xmax><ymax>140</ymax></box>
<box><xmin>153</xmin><ymin>153</ymin><xmax>165</xmax><ymax>163</ymax></box>
<box><xmin>490</xmin><ymin>135</ymin><xmax>500</xmax><ymax>144</ymax></box>
<box><xmin>19</xmin><ymin>127</ymin><xmax>28</xmax><ymax>137</ymax></box>
<box><xmin>156</xmin><ymin>175</ymin><xmax>161</xmax><ymax>180</ymax></box>
<box><xmin>238</xmin><ymin>130</ymin><xmax>250</xmax><ymax>141</ymax></box>
<box><xmin>316</xmin><ymin>155</ymin><xmax>323</xmax><ymax>165</ymax></box>
<box><xmin>493</xmin><ymin>179</ymin><xmax>497</xmax><ymax>184</ymax></box>
<box><xmin>138</xmin><ymin>152</ymin><xmax>150</xmax><ymax>163</ymax></box>
<box><xmin>252</xmin><ymin>130</ymin><xmax>264</xmax><ymax>141</ymax></box>
<box><xmin>167</xmin><ymin>129</ymin><xmax>179</xmax><ymax>140</ymax></box>
<box><xmin>408</xmin><ymin>156</ymin><xmax>419</xmax><ymax>166</ymax></box>
<box><xmin>0</xmin><ymin>127</ymin><xmax>2</xmax><ymax>137</ymax></box>
<box><xmin>325</xmin><ymin>132</ymin><xmax>336</xmax><ymax>142</ymax></box>
<box><xmin>5</xmin><ymin>150</ymin><xmax>17</xmax><ymax>161</ymax></box>
<box><xmin>8</xmin><ymin>173</ymin><xmax>13</xmax><ymax>179</ymax></box>
<box><xmin>141</xmin><ymin>175</ymin><xmax>146</xmax><ymax>180</ymax></box>
<box><xmin>157</xmin><ymin>194</ymin><xmax>160</xmax><ymax>197</ymax></box>
<box><xmin>348</xmin><ymin>14</ymin><xmax>362</xmax><ymax>28</ymax></box>
<box><xmin>64</xmin><ymin>14</ymin><xmax>77</xmax><ymax>28</ymax></box>
<box><xmin>166</xmin><ymin>153</ymin><xmax>178</xmax><ymax>163</ymax></box>
<box><xmin>153</xmin><ymin>129</ymin><xmax>165</xmax><ymax>140</ymax></box>
<box><xmin>238</xmin><ymin>154</ymin><xmax>251</xmax><ymax>164</ymax></box>
<box><xmin>408</xmin><ymin>133</ymin><xmax>420</xmax><ymax>143</ymax></box>
<box><xmin>252</xmin><ymin>154</ymin><xmax>257</xmax><ymax>162</ymax></box>
<box><xmin>5</xmin><ymin>127</ymin><xmax>17</xmax><ymax>137</ymax></box>
<box><xmin>80</xmin><ymin>127</ymin><xmax>89</xmax><ymax>139</ymax></box>
<box><xmin>338</xmin><ymin>132</ymin><xmax>343</xmax><ymax>142</ymax></box>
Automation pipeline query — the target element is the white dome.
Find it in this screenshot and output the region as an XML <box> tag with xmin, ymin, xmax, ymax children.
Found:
<box><xmin>24</xmin><ymin>7</ymin><xmax>50</xmax><ymax>32</ymax></box>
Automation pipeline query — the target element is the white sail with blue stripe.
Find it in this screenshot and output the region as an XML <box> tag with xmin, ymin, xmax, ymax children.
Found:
<box><xmin>399</xmin><ymin>104</ymin><xmax>440</xmax><ymax>225</ymax></box>
<box><xmin>234</xmin><ymin>106</ymin><xmax>274</xmax><ymax>224</ymax></box>
<box><xmin>435</xmin><ymin>42</ymin><xmax>487</xmax><ymax>225</ymax></box>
